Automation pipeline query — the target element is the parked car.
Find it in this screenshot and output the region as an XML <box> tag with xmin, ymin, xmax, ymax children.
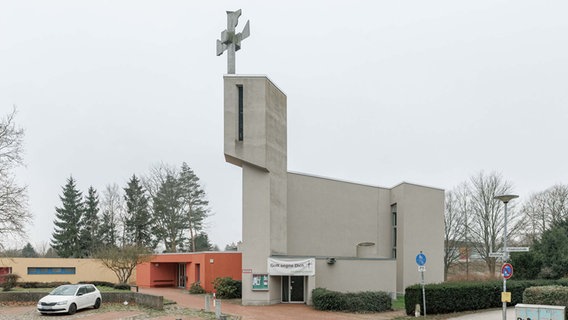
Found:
<box><xmin>37</xmin><ymin>284</ymin><xmax>102</xmax><ymax>315</ymax></box>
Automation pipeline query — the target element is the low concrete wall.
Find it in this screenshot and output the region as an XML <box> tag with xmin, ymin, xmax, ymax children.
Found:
<box><xmin>103</xmin><ymin>292</ymin><xmax>164</xmax><ymax>310</ymax></box>
<box><xmin>0</xmin><ymin>291</ymin><xmax>47</xmax><ymax>302</ymax></box>
<box><xmin>0</xmin><ymin>291</ymin><xmax>164</xmax><ymax>310</ymax></box>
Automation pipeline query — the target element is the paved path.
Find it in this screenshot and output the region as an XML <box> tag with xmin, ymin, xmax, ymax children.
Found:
<box><xmin>447</xmin><ymin>307</ymin><xmax>516</xmax><ymax>320</ymax></box>
<box><xmin>139</xmin><ymin>287</ymin><xmax>405</xmax><ymax>320</ymax></box>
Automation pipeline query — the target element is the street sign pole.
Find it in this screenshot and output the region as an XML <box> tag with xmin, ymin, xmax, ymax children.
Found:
<box><xmin>421</xmin><ymin>269</ymin><xmax>426</xmax><ymax>316</ymax></box>
<box><xmin>416</xmin><ymin>252</ymin><xmax>427</xmax><ymax>316</ymax></box>
<box><xmin>495</xmin><ymin>194</ymin><xmax>518</xmax><ymax>320</ymax></box>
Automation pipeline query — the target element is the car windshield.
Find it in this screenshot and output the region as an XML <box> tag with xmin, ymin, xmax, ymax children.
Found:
<box><xmin>50</xmin><ymin>285</ymin><xmax>78</xmax><ymax>296</ymax></box>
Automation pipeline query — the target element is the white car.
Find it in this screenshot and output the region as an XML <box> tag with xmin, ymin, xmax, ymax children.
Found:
<box><xmin>37</xmin><ymin>284</ymin><xmax>102</xmax><ymax>315</ymax></box>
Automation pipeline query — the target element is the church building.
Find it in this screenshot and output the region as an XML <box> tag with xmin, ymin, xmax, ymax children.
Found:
<box><xmin>222</xmin><ymin>75</ymin><xmax>444</xmax><ymax>305</ymax></box>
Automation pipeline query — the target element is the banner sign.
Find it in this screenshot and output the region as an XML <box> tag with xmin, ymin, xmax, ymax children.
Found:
<box><xmin>267</xmin><ymin>258</ymin><xmax>316</xmax><ymax>276</ymax></box>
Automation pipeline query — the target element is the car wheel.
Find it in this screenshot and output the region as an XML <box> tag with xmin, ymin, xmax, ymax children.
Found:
<box><xmin>68</xmin><ymin>303</ymin><xmax>77</xmax><ymax>315</ymax></box>
<box><xmin>94</xmin><ymin>298</ymin><xmax>101</xmax><ymax>309</ymax></box>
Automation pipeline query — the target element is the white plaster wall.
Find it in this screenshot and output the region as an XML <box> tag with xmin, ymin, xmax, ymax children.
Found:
<box><xmin>286</xmin><ymin>173</ymin><xmax>391</xmax><ymax>258</ymax></box>
<box><xmin>314</xmin><ymin>259</ymin><xmax>397</xmax><ymax>295</ymax></box>
<box><xmin>391</xmin><ymin>183</ymin><xmax>445</xmax><ymax>292</ymax></box>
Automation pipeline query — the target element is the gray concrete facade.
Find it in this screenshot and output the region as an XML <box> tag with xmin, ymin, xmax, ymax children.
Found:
<box><xmin>223</xmin><ymin>74</ymin><xmax>444</xmax><ymax>306</ymax></box>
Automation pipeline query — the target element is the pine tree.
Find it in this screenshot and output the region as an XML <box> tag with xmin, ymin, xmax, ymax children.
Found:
<box><xmin>179</xmin><ymin>163</ymin><xmax>210</xmax><ymax>252</ymax></box>
<box><xmin>152</xmin><ymin>174</ymin><xmax>187</xmax><ymax>252</ymax></box>
<box><xmin>80</xmin><ymin>186</ymin><xmax>100</xmax><ymax>257</ymax></box>
<box><xmin>21</xmin><ymin>242</ymin><xmax>38</xmax><ymax>257</ymax></box>
<box><xmin>51</xmin><ymin>176</ymin><xmax>84</xmax><ymax>258</ymax></box>
<box><xmin>124</xmin><ymin>175</ymin><xmax>153</xmax><ymax>248</ymax></box>
<box><xmin>189</xmin><ymin>232</ymin><xmax>215</xmax><ymax>252</ymax></box>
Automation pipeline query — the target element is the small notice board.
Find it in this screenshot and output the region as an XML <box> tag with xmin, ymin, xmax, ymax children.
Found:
<box><xmin>252</xmin><ymin>274</ymin><xmax>269</xmax><ymax>291</ymax></box>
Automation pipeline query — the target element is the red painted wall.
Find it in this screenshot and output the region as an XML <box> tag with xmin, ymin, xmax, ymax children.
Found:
<box><xmin>136</xmin><ymin>252</ymin><xmax>241</xmax><ymax>293</ymax></box>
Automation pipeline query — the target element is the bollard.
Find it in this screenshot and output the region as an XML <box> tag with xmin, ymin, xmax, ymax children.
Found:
<box><xmin>215</xmin><ymin>300</ymin><xmax>222</xmax><ymax>319</ymax></box>
<box><xmin>205</xmin><ymin>294</ymin><xmax>211</xmax><ymax>311</ymax></box>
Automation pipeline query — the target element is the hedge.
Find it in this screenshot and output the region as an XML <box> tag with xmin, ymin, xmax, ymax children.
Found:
<box><xmin>312</xmin><ymin>288</ymin><xmax>391</xmax><ymax>313</ymax></box>
<box><xmin>18</xmin><ymin>281</ymin><xmax>70</xmax><ymax>289</ymax></box>
<box><xmin>524</xmin><ymin>286</ymin><xmax>568</xmax><ymax>309</ymax></box>
<box><xmin>405</xmin><ymin>279</ymin><xmax>568</xmax><ymax>315</ymax></box>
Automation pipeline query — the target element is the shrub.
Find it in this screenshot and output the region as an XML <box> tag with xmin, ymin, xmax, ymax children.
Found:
<box><xmin>113</xmin><ymin>283</ymin><xmax>131</xmax><ymax>290</ymax></box>
<box><xmin>79</xmin><ymin>281</ymin><xmax>115</xmax><ymax>288</ymax></box>
<box><xmin>18</xmin><ymin>281</ymin><xmax>70</xmax><ymax>289</ymax></box>
<box><xmin>524</xmin><ymin>286</ymin><xmax>568</xmax><ymax>308</ymax></box>
<box><xmin>405</xmin><ymin>279</ymin><xmax>568</xmax><ymax>315</ymax></box>
<box><xmin>189</xmin><ymin>281</ymin><xmax>206</xmax><ymax>294</ymax></box>
<box><xmin>213</xmin><ymin>277</ymin><xmax>241</xmax><ymax>299</ymax></box>
<box><xmin>1</xmin><ymin>274</ymin><xmax>20</xmax><ymax>292</ymax></box>
<box><xmin>18</xmin><ymin>282</ymin><xmax>41</xmax><ymax>289</ymax></box>
<box><xmin>47</xmin><ymin>281</ymin><xmax>71</xmax><ymax>288</ymax></box>
<box><xmin>311</xmin><ymin>288</ymin><xmax>392</xmax><ymax>312</ymax></box>
<box><xmin>312</xmin><ymin>288</ymin><xmax>343</xmax><ymax>310</ymax></box>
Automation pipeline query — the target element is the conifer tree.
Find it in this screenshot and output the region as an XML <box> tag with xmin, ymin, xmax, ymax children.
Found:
<box><xmin>80</xmin><ymin>186</ymin><xmax>100</xmax><ymax>257</ymax></box>
<box><xmin>189</xmin><ymin>232</ymin><xmax>215</xmax><ymax>252</ymax></box>
<box><xmin>152</xmin><ymin>174</ymin><xmax>187</xmax><ymax>252</ymax></box>
<box><xmin>124</xmin><ymin>175</ymin><xmax>153</xmax><ymax>248</ymax></box>
<box><xmin>179</xmin><ymin>162</ymin><xmax>210</xmax><ymax>252</ymax></box>
<box><xmin>51</xmin><ymin>176</ymin><xmax>84</xmax><ymax>258</ymax></box>
<box><xmin>21</xmin><ymin>242</ymin><xmax>38</xmax><ymax>257</ymax></box>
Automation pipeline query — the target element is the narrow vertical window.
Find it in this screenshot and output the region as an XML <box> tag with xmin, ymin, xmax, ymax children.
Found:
<box><xmin>391</xmin><ymin>204</ymin><xmax>397</xmax><ymax>259</ymax></box>
<box><xmin>237</xmin><ymin>85</ymin><xmax>244</xmax><ymax>141</ymax></box>
<box><xmin>195</xmin><ymin>264</ymin><xmax>201</xmax><ymax>282</ymax></box>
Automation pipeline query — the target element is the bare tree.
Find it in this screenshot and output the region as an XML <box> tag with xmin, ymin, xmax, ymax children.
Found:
<box><xmin>467</xmin><ymin>171</ymin><xmax>517</xmax><ymax>276</ymax></box>
<box><xmin>34</xmin><ymin>241</ymin><xmax>51</xmax><ymax>257</ymax></box>
<box><xmin>94</xmin><ymin>245</ymin><xmax>152</xmax><ymax>284</ymax></box>
<box><xmin>444</xmin><ymin>185</ymin><xmax>469</xmax><ymax>280</ymax></box>
<box><xmin>0</xmin><ymin>108</ymin><xmax>31</xmax><ymax>249</ymax></box>
<box><xmin>518</xmin><ymin>184</ymin><xmax>568</xmax><ymax>243</ymax></box>
<box><xmin>99</xmin><ymin>184</ymin><xmax>123</xmax><ymax>248</ymax></box>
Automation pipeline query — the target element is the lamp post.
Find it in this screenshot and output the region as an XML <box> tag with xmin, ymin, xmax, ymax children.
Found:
<box><xmin>494</xmin><ymin>194</ymin><xmax>518</xmax><ymax>320</ymax></box>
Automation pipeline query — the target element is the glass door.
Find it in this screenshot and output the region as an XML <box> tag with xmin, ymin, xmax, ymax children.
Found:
<box><xmin>178</xmin><ymin>263</ymin><xmax>186</xmax><ymax>288</ymax></box>
<box><xmin>281</xmin><ymin>276</ymin><xmax>305</xmax><ymax>303</ymax></box>
<box><xmin>290</xmin><ymin>276</ymin><xmax>304</xmax><ymax>302</ymax></box>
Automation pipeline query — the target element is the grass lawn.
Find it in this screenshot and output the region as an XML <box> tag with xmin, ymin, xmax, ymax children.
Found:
<box><xmin>392</xmin><ymin>294</ymin><xmax>405</xmax><ymax>310</ymax></box>
<box><xmin>7</xmin><ymin>286</ymin><xmax>132</xmax><ymax>292</ymax></box>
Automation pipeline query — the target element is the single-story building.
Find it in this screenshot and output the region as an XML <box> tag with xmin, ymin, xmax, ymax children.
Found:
<box><xmin>136</xmin><ymin>252</ymin><xmax>242</xmax><ymax>292</ymax></box>
<box><xmin>0</xmin><ymin>257</ymin><xmax>119</xmax><ymax>284</ymax></box>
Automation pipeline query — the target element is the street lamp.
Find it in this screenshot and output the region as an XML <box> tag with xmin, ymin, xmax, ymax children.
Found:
<box><xmin>494</xmin><ymin>194</ymin><xmax>518</xmax><ymax>320</ymax></box>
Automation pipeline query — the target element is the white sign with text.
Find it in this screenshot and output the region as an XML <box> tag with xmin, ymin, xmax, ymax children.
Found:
<box><xmin>267</xmin><ymin>258</ymin><xmax>316</xmax><ymax>276</ymax></box>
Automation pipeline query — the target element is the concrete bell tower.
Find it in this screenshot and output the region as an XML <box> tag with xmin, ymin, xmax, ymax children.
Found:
<box><xmin>223</xmin><ymin>75</ymin><xmax>288</xmax><ymax>305</ymax></box>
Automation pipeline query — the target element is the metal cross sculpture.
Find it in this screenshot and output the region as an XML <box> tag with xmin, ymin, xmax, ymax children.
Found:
<box><xmin>216</xmin><ymin>9</ymin><xmax>250</xmax><ymax>74</ymax></box>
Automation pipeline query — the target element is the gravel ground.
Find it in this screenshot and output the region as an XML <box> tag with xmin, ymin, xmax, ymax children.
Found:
<box><xmin>0</xmin><ymin>303</ymin><xmax>219</xmax><ymax>320</ymax></box>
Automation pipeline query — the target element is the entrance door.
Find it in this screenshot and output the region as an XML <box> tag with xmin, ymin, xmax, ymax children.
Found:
<box><xmin>281</xmin><ymin>276</ymin><xmax>305</xmax><ymax>303</ymax></box>
<box><xmin>178</xmin><ymin>263</ymin><xmax>186</xmax><ymax>288</ymax></box>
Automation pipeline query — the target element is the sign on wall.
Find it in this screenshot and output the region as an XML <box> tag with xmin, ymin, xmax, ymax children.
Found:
<box><xmin>252</xmin><ymin>274</ymin><xmax>269</xmax><ymax>291</ymax></box>
<box><xmin>267</xmin><ymin>258</ymin><xmax>315</xmax><ymax>276</ymax></box>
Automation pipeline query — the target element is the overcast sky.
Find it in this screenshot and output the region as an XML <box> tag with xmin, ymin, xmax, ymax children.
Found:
<box><xmin>2</xmin><ymin>1</ymin><xmax>567</xmax><ymax>250</ymax></box>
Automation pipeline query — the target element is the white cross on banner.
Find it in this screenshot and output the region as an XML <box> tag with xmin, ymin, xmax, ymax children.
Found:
<box><xmin>268</xmin><ymin>258</ymin><xmax>316</xmax><ymax>276</ymax></box>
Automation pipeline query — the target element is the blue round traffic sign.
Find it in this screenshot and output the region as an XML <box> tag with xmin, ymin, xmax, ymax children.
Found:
<box><xmin>416</xmin><ymin>253</ymin><xmax>427</xmax><ymax>266</ymax></box>
<box><xmin>502</xmin><ymin>263</ymin><xmax>513</xmax><ymax>279</ymax></box>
